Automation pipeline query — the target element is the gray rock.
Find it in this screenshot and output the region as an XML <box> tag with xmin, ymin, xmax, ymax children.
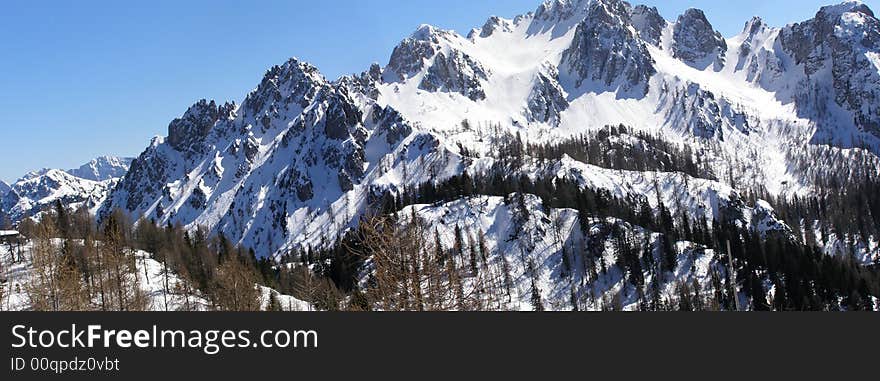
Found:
<box><xmin>322</xmin><ymin>88</ymin><xmax>362</xmax><ymax>140</ymax></box>
<box><xmin>386</xmin><ymin>25</ymin><xmax>489</xmax><ymax>101</ymax></box>
<box><xmin>671</xmin><ymin>9</ymin><xmax>727</xmax><ymax>70</ymax></box>
<box><xmin>661</xmin><ymin>82</ymin><xmax>752</xmax><ymax>140</ymax></box>
<box><xmin>167</xmin><ymin>99</ymin><xmax>234</xmax><ymax>153</ymax></box>
<box><xmin>780</xmin><ymin>2</ymin><xmax>880</xmax><ymax>136</ymax></box>
<box><xmin>630</xmin><ymin>5</ymin><xmax>667</xmax><ymax>46</ymax></box>
<box><xmin>387</xmin><ymin>25</ymin><xmax>442</xmax><ymax>81</ymax></box>
<box><xmin>560</xmin><ymin>0</ymin><xmax>656</xmax><ymax>95</ymax></box>
<box><xmin>419</xmin><ymin>51</ymin><xmax>489</xmax><ymax>101</ymax></box>
<box><xmin>479</xmin><ymin>16</ymin><xmax>512</xmax><ymax>38</ymax></box>
<box><xmin>371</xmin><ymin>105</ymin><xmax>414</xmax><ymax>146</ymax></box>
<box><xmin>525</xmin><ymin>66</ymin><xmax>569</xmax><ymax>125</ymax></box>
<box><xmin>534</xmin><ymin>0</ymin><xmax>590</xmax><ymax>23</ymax></box>
<box><xmin>243</xmin><ymin>58</ymin><xmax>324</xmax><ymax>120</ymax></box>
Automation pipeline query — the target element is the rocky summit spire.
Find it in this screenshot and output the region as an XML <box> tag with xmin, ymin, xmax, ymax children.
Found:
<box><xmin>386</xmin><ymin>25</ymin><xmax>445</xmax><ymax>81</ymax></box>
<box><xmin>386</xmin><ymin>24</ymin><xmax>489</xmax><ymax>101</ymax></box>
<box><xmin>167</xmin><ymin>99</ymin><xmax>234</xmax><ymax>153</ymax></box>
<box><xmin>533</xmin><ymin>0</ymin><xmax>592</xmax><ymax>23</ymax></box>
<box><xmin>672</xmin><ymin>8</ymin><xmax>727</xmax><ymax>70</ymax></box>
<box><xmin>630</xmin><ymin>4</ymin><xmax>667</xmax><ymax>46</ymax></box>
<box><xmin>560</xmin><ymin>0</ymin><xmax>655</xmax><ymax>95</ymax></box>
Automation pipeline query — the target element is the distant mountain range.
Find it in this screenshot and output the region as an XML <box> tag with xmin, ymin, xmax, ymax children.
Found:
<box><xmin>0</xmin><ymin>156</ymin><xmax>133</xmax><ymax>223</ymax></box>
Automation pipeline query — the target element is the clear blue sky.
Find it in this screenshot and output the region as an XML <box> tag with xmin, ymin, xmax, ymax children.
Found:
<box><xmin>1</xmin><ymin>0</ymin><xmax>875</xmax><ymax>182</ymax></box>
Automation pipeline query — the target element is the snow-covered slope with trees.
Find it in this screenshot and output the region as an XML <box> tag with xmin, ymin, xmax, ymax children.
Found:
<box><xmin>98</xmin><ymin>1</ymin><xmax>873</xmax><ymax>255</ymax></box>
<box><xmin>394</xmin><ymin>194</ymin><xmax>736</xmax><ymax>311</ymax></box>
<box><xmin>23</xmin><ymin>0</ymin><xmax>871</xmax><ymax>310</ymax></box>
<box><xmin>0</xmin><ymin>239</ymin><xmax>310</xmax><ymax>311</ymax></box>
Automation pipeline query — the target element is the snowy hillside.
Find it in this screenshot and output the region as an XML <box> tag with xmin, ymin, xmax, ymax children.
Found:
<box><xmin>397</xmin><ymin>195</ymin><xmax>737</xmax><ymax>311</ymax></box>
<box><xmin>0</xmin><ymin>240</ymin><xmax>310</xmax><ymax>312</ymax></box>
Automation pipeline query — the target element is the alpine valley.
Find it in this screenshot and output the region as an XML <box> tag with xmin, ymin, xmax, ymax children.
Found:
<box><xmin>4</xmin><ymin>0</ymin><xmax>880</xmax><ymax>311</ymax></box>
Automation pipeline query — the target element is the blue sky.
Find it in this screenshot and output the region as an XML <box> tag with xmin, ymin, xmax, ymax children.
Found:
<box><xmin>0</xmin><ymin>0</ymin><xmax>875</xmax><ymax>182</ymax></box>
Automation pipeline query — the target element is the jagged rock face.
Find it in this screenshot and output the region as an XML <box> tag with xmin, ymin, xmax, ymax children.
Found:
<box><xmin>741</xmin><ymin>16</ymin><xmax>768</xmax><ymax>49</ymax></box>
<box><xmin>780</xmin><ymin>2</ymin><xmax>880</xmax><ymax>136</ymax></box>
<box><xmin>102</xmin><ymin>53</ymin><xmax>423</xmax><ymax>255</ymax></box>
<box><xmin>167</xmin><ymin>100</ymin><xmax>235</xmax><ymax>153</ymax></box>
<box><xmin>672</xmin><ymin>9</ymin><xmax>727</xmax><ymax>70</ymax></box>
<box><xmin>243</xmin><ymin>59</ymin><xmax>326</xmax><ymax>131</ymax></box>
<box><xmin>658</xmin><ymin>82</ymin><xmax>752</xmax><ymax>139</ymax></box>
<box><xmin>386</xmin><ymin>26</ymin><xmax>443</xmax><ymax>81</ymax></box>
<box><xmin>0</xmin><ymin>181</ymin><xmax>10</xmax><ymax>197</ymax></box>
<box><xmin>387</xmin><ymin>25</ymin><xmax>490</xmax><ymax>101</ymax></box>
<box><xmin>478</xmin><ymin>16</ymin><xmax>512</xmax><ymax>38</ymax></box>
<box><xmin>736</xmin><ymin>17</ymin><xmax>790</xmax><ymax>88</ymax></box>
<box><xmin>338</xmin><ymin>63</ymin><xmax>383</xmax><ymax>101</ymax></box>
<box><xmin>369</xmin><ymin>105</ymin><xmax>413</xmax><ymax>146</ymax></box>
<box><xmin>560</xmin><ymin>0</ymin><xmax>656</xmax><ymax>95</ymax></box>
<box><xmin>419</xmin><ymin>50</ymin><xmax>489</xmax><ymax>101</ymax></box>
<box><xmin>630</xmin><ymin>5</ymin><xmax>666</xmax><ymax>46</ymax></box>
<box><xmin>534</xmin><ymin>0</ymin><xmax>590</xmax><ymax>23</ymax></box>
<box><xmin>110</xmin><ymin>138</ymin><xmax>172</xmax><ymax>214</ymax></box>
<box><xmin>525</xmin><ymin>66</ymin><xmax>569</xmax><ymax>125</ymax></box>
<box><xmin>319</xmin><ymin>87</ymin><xmax>364</xmax><ymax>140</ymax></box>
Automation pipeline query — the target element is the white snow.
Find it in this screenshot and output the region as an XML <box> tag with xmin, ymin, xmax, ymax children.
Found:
<box><xmin>0</xmin><ymin>240</ymin><xmax>310</xmax><ymax>311</ymax></box>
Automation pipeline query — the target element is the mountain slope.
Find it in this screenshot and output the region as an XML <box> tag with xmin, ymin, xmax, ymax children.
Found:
<box><xmin>99</xmin><ymin>0</ymin><xmax>880</xmax><ymax>259</ymax></box>
<box><xmin>0</xmin><ymin>240</ymin><xmax>310</xmax><ymax>311</ymax></box>
<box><xmin>395</xmin><ymin>194</ymin><xmax>732</xmax><ymax>311</ymax></box>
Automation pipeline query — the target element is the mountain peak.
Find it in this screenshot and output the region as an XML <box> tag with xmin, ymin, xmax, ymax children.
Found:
<box><xmin>66</xmin><ymin>156</ymin><xmax>134</xmax><ymax>181</ymax></box>
<box><xmin>817</xmin><ymin>1</ymin><xmax>874</xmax><ymax>21</ymax></box>
<box><xmin>672</xmin><ymin>7</ymin><xmax>727</xmax><ymax>70</ymax></box>
<box><xmin>241</xmin><ymin>57</ymin><xmax>326</xmax><ymax>123</ymax></box>
<box><xmin>630</xmin><ymin>4</ymin><xmax>667</xmax><ymax>46</ymax></box>
<box><xmin>478</xmin><ymin>16</ymin><xmax>514</xmax><ymax>38</ymax></box>
<box><xmin>742</xmin><ymin>16</ymin><xmax>767</xmax><ymax>34</ymax></box>
<box><xmin>411</xmin><ymin>24</ymin><xmax>442</xmax><ymax>41</ymax></box>
<box><xmin>560</xmin><ymin>0</ymin><xmax>655</xmax><ymax>94</ymax></box>
<box><xmin>167</xmin><ymin>99</ymin><xmax>234</xmax><ymax>152</ymax></box>
<box><xmin>534</xmin><ymin>0</ymin><xmax>591</xmax><ymax>22</ymax></box>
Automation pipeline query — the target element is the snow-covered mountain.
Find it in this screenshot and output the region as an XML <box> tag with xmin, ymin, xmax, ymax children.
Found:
<box><xmin>0</xmin><ymin>181</ymin><xmax>9</xmax><ymax>197</ymax></box>
<box><xmin>1</xmin><ymin>156</ymin><xmax>132</xmax><ymax>223</ymax></box>
<box><xmin>100</xmin><ymin>0</ymin><xmax>876</xmax><ymax>253</ymax></box>
<box><xmin>67</xmin><ymin>156</ymin><xmax>134</xmax><ymax>181</ymax></box>
<box><xmin>83</xmin><ymin>0</ymin><xmax>880</xmax><ymax>310</ymax></box>
<box><xmin>1</xmin><ymin>170</ymin><xmax>116</xmax><ymax>223</ymax></box>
